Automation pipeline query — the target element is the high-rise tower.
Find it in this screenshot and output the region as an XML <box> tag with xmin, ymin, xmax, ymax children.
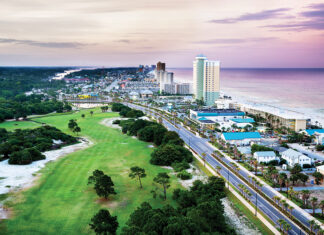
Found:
<box><xmin>193</xmin><ymin>55</ymin><xmax>220</xmax><ymax>106</ymax></box>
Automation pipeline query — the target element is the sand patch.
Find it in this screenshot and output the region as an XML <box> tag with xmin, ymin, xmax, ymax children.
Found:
<box><xmin>0</xmin><ymin>138</ymin><xmax>92</xmax><ymax>219</ymax></box>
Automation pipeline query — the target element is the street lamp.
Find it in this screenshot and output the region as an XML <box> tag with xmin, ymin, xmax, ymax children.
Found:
<box><xmin>255</xmin><ymin>192</ymin><xmax>258</xmax><ymax>216</ymax></box>
<box><xmin>227</xmin><ymin>169</ymin><xmax>230</xmax><ymax>189</ymax></box>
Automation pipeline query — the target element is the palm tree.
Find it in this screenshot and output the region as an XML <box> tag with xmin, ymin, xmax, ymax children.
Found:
<box><xmin>288</xmin><ymin>205</ymin><xmax>294</xmax><ymax>218</ymax></box>
<box><xmin>216</xmin><ymin>166</ymin><xmax>221</xmax><ymax>175</ymax></box>
<box><xmin>280</xmin><ymin>199</ymin><xmax>287</xmax><ymax>210</ymax></box>
<box><xmin>320</xmin><ymin>200</ymin><xmax>324</xmax><ymax>216</ymax></box>
<box><xmin>309</xmin><ymin>220</ymin><xmax>316</xmax><ymax>233</ymax></box>
<box><xmin>283</xmin><ymin>222</ymin><xmax>292</xmax><ymax>235</ymax></box>
<box><xmin>311</xmin><ymin>197</ymin><xmax>318</xmax><ymax>215</ymax></box>
<box><xmin>201</xmin><ymin>152</ymin><xmax>207</xmax><ymax>167</ymax></box>
<box><xmin>285</xmin><ymin>178</ymin><xmax>290</xmax><ymax>193</ymax></box>
<box><xmin>288</xmin><ymin>186</ymin><xmax>294</xmax><ymax>199</ymax></box>
<box><xmin>277</xmin><ymin>219</ymin><xmax>285</xmax><ymax>232</ymax></box>
<box><xmin>278</xmin><ymin>173</ymin><xmax>287</xmax><ymax>192</ymax></box>
<box><xmin>301</xmin><ymin>190</ymin><xmax>311</xmax><ymax>207</ymax></box>
<box><xmin>314</xmin><ymin>224</ymin><xmax>321</xmax><ymax>235</ymax></box>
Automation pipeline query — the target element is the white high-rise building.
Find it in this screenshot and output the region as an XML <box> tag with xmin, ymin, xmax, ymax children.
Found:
<box><xmin>193</xmin><ymin>55</ymin><xmax>220</xmax><ymax>106</ymax></box>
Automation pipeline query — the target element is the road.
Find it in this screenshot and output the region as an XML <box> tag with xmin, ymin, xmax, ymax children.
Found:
<box><xmin>126</xmin><ymin>103</ymin><xmax>312</xmax><ymax>235</ymax></box>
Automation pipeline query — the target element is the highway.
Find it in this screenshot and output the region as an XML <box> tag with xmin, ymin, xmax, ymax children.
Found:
<box><xmin>126</xmin><ymin>103</ymin><xmax>312</xmax><ymax>235</ymax></box>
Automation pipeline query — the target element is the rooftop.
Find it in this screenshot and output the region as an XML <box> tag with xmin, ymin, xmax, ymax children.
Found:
<box><xmin>282</xmin><ymin>148</ymin><xmax>307</xmax><ymax>159</ymax></box>
<box><xmin>254</xmin><ymin>151</ymin><xmax>276</xmax><ymax>157</ymax></box>
<box><xmin>305</xmin><ymin>129</ymin><xmax>324</xmax><ymax>136</ymax></box>
<box><xmin>231</xmin><ymin>118</ymin><xmax>255</xmax><ymax>123</ymax></box>
<box><xmin>192</xmin><ymin>109</ymin><xmax>245</xmax><ymax>116</ymax></box>
<box><xmin>222</xmin><ymin>132</ymin><xmax>261</xmax><ymax>140</ymax></box>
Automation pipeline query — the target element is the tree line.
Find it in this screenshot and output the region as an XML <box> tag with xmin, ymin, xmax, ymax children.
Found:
<box><xmin>111</xmin><ymin>103</ymin><xmax>144</xmax><ymax>118</ymax></box>
<box><xmin>0</xmin><ymin>126</ymin><xmax>77</xmax><ymax>164</ymax></box>
<box><xmin>0</xmin><ymin>94</ymin><xmax>72</xmax><ymax>122</ymax></box>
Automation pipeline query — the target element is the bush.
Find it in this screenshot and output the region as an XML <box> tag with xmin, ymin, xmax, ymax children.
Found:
<box><xmin>302</xmin><ymin>164</ymin><xmax>312</xmax><ymax>169</ymax></box>
<box><xmin>172</xmin><ymin>161</ymin><xmax>190</xmax><ymax>172</ymax></box>
<box><xmin>316</xmin><ymin>145</ymin><xmax>324</xmax><ymax>151</ymax></box>
<box><xmin>112</xmin><ymin>120</ymin><xmax>120</xmax><ymax>124</ymax></box>
<box><xmin>177</xmin><ymin>171</ymin><xmax>192</xmax><ymax>180</ymax></box>
<box><xmin>162</xmin><ymin>131</ymin><xmax>183</xmax><ymax>146</ymax></box>
<box><xmin>138</xmin><ymin>125</ymin><xmax>155</xmax><ymax>142</ymax></box>
<box><xmin>150</xmin><ymin>144</ymin><xmax>193</xmax><ymax>166</ymax></box>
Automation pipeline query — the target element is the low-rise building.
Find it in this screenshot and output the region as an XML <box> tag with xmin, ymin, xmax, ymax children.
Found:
<box><xmin>316</xmin><ymin>165</ymin><xmax>324</xmax><ymax>175</ymax></box>
<box><xmin>197</xmin><ymin>117</ymin><xmax>216</xmax><ymax>130</ymax></box>
<box><xmin>237</xmin><ymin>103</ymin><xmax>310</xmax><ymax>132</ymax></box>
<box><xmin>190</xmin><ymin>108</ymin><xmax>245</xmax><ymax>122</ymax></box>
<box><xmin>140</xmin><ymin>90</ymin><xmax>153</xmax><ymax>99</ymax></box>
<box><xmin>129</xmin><ymin>91</ymin><xmax>139</xmax><ymax>100</ymax></box>
<box><xmin>221</xmin><ymin>132</ymin><xmax>261</xmax><ymax>146</ymax></box>
<box><xmin>281</xmin><ymin>149</ymin><xmax>311</xmax><ymax>167</ymax></box>
<box><xmin>303</xmin><ymin>129</ymin><xmax>324</xmax><ymax>145</ymax></box>
<box><xmin>229</xmin><ymin>118</ymin><xmax>255</xmax><ymax>128</ymax></box>
<box><xmin>253</xmin><ymin>151</ymin><xmax>278</xmax><ymax>163</ymax></box>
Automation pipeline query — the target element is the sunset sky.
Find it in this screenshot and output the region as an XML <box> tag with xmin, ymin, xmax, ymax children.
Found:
<box><xmin>1</xmin><ymin>0</ymin><xmax>324</xmax><ymax>67</ymax></box>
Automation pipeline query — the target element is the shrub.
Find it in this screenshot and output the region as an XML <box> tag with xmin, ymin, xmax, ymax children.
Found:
<box><xmin>172</xmin><ymin>161</ymin><xmax>190</xmax><ymax>172</ymax></box>
<box><xmin>302</xmin><ymin>164</ymin><xmax>312</xmax><ymax>169</ymax></box>
<box><xmin>112</xmin><ymin>120</ymin><xmax>120</xmax><ymax>124</ymax></box>
<box><xmin>150</xmin><ymin>144</ymin><xmax>193</xmax><ymax>166</ymax></box>
<box><xmin>177</xmin><ymin>171</ymin><xmax>192</xmax><ymax>180</ymax></box>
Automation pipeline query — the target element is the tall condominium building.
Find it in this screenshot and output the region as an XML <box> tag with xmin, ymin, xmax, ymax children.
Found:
<box><xmin>156</xmin><ymin>61</ymin><xmax>166</xmax><ymax>71</ymax></box>
<box><xmin>160</xmin><ymin>72</ymin><xmax>173</xmax><ymax>93</ymax></box>
<box><xmin>193</xmin><ymin>55</ymin><xmax>220</xmax><ymax>106</ymax></box>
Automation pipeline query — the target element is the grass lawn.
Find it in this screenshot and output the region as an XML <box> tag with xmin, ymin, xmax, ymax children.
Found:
<box><xmin>0</xmin><ymin>120</ymin><xmax>41</xmax><ymax>131</ymax></box>
<box><xmin>0</xmin><ymin>108</ymin><xmax>181</xmax><ymax>235</ymax></box>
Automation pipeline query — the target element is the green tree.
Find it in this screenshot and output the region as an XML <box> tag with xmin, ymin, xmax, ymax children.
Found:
<box><xmin>129</xmin><ymin>166</ymin><xmax>146</xmax><ymax>188</ymax></box>
<box><xmin>153</xmin><ymin>172</ymin><xmax>170</xmax><ymax>200</ymax></box>
<box><xmin>278</xmin><ymin>173</ymin><xmax>287</xmax><ymax>192</ymax></box>
<box><xmin>81</xmin><ymin>114</ymin><xmax>85</xmax><ymax>118</ymax></box>
<box><xmin>311</xmin><ymin>197</ymin><xmax>318</xmax><ymax>215</ymax></box>
<box><xmin>313</xmin><ymin>172</ymin><xmax>323</xmax><ymax>185</ymax></box>
<box><xmin>90</xmin><ymin>111</ymin><xmax>94</xmax><ymax>116</ymax></box>
<box><xmin>94</xmin><ymin>175</ymin><xmax>117</xmax><ymax>199</ymax></box>
<box><xmin>73</xmin><ymin>126</ymin><xmax>81</xmax><ymax>136</ymax></box>
<box><xmin>88</xmin><ymin>169</ymin><xmax>105</xmax><ymax>185</ymax></box>
<box><xmin>68</xmin><ymin>119</ymin><xmax>77</xmax><ymax>130</ymax></box>
<box><xmin>320</xmin><ymin>200</ymin><xmax>324</xmax><ymax>216</ymax></box>
<box><xmin>89</xmin><ymin>209</ymin><xmax>118</xmax><ymax>235</ymax></box>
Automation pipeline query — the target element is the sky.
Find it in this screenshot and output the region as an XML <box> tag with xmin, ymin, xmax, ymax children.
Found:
<box><xmin>0</xmin><ymin>0</ymin><xmax>324</xmax><ymax>67</ymax></box>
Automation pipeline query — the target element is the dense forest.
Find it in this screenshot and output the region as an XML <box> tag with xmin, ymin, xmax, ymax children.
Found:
<box><xmin>0</xmin><ymin>67</ymin><xmax>71</xmax><ymax>122</ymax></box>
<box><xmin>65</xmin><ymin>67</ymin><xmax>138</xmax><ymax>80</ymax></box>
<box><xmin>0</xmin><ymin>126</ymin><xmax>77</xmax><ymax>164</ymax></box>
<box><xmin>0</xmin><ymin>94</ymin><xmax>72</xmax><ymax>122</ymax></box>
<box><xmin>0</xmin><ymin>67</ymin><xmax>67</xmax><ymax>98</ymax></box>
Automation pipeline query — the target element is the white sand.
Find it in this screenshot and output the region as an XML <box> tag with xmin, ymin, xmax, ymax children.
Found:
<box><xmin>0</xmin><ymin>139</ymin><xmax>91</xmax><ymax>195</ymax></box>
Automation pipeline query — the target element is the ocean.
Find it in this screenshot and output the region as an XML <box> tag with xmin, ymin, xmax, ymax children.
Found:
<box><xmin>168</xmin><ymin>68</ymin><xmax>324</xmax><ymax>125</ymax></box>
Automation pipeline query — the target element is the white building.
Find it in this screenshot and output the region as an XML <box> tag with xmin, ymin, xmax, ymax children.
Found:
<box><xmin>281</xmin><ymin>149</ymin><xmax>311</xmax><ymax>167</ymax></box>
<box><xmin>193</xmin><ymin>55</ymin><xmax>220</xmax><ymax>106</ymax></box>
<box><xmin>129</xmin><ymin>91</ymin><xmax>139</xmax><ymax>100</ymax></box>
<box><xmin>316</xmin><ymin>165</ymin><xmax>324</xmax><ymax>175</ymax></box>
<box><xmin>229</xmin><ymin>118</ymin><xmax>255</xmax><ymax>128</ymax></box>
<box><xmin>253</xmin><ymin>151</ymin><xmax>278</xmax><ymax>163</ymax></box>
<box><xmin>176</xmin><ymin>83</ymin><xmax>192</xmax><ymax>95</ymax></box>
